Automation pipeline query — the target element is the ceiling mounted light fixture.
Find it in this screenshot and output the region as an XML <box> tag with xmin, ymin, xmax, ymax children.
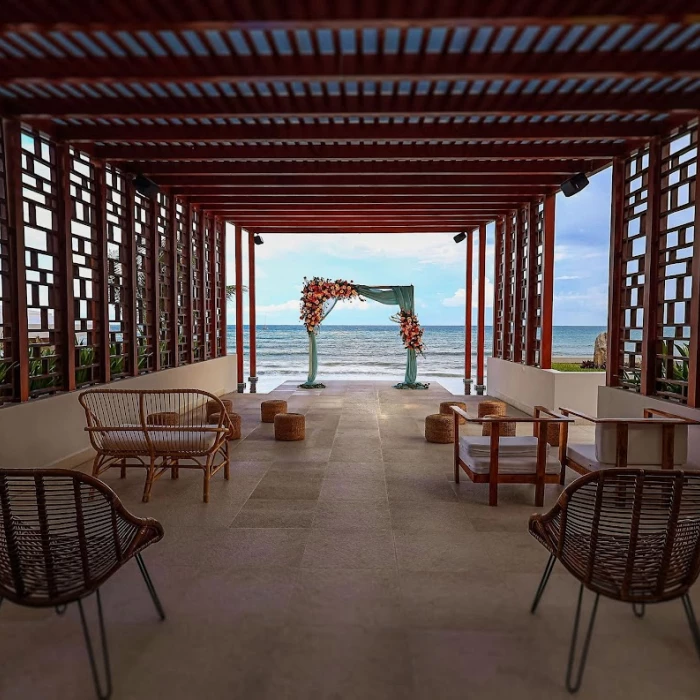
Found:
<box><xmin>561</xmin><ymin>172</ymin><xmax>589</xmax><ymax>197</ymax></box>
<box><xmin>253</xmin><ymin>234</ymin><xmax>264</xmax><ymax>246</ymax></box>
<box><xmin>453</xmin><ymin>232</ymin><xmax>467</xmax><ymax>243</ymax></box>
<box><xmin>132</xmin><ymin>174</ymin><xmax>159</xmax><ymax>198</ymax></box>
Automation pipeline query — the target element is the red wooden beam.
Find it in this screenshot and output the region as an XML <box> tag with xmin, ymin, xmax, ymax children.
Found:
<box><xmin>2</xmin><ymin>2</ymin><xmax>694</xmax><ymax>30</ymax></box>
<box><xmin>95</xmin><ymin>162</ymin><xmax>110</xmax><ymax>383</ymax></box>
<box><xmin>56</xmin><ymin>121</ymin><xmax>662</xmax><ymax>145</ymax></box>
<box><xmin>150</xmin><ymin>193</ymin><xmax>161</xmax><ymax>372</ymax></box>
<box><xmin>168</xmin><ymin>193</ymin><xmax>179</xmax><ymax>368</ymax></box>
<box><xmin>197</xmin><ymin>205</ymin><xmax>207</xmax><ymax>361</ymax></box>
<box><xmin>234</xmin><ymin>224</ymin><xmax>244</xmax><ymax>392</ymax></box>
<box><xmin>2</xmin><ymin>119</ymin><xmax>30</xmax><ymax>401</ymax></box>
<box><xmin>245</xmin><ymin>226</ymin><xmax>490</xmax><ymax>234</ymax></box>
<box><xmin>248</xmin><ymin>230</ymin><xmax>257</xmax><ymax>389</ymax></box>
<box><xmin>606</xmin><ymin>157</ymin><xmax>625</xmax><ymax>387</ymax></box>
<box><xmin>96</xmin><ymin>142</ymin><xmax>624</xmax><ymax>163</ymax></box>
<box><xmin>540</xmin><ymin>194</ymin><xmax>556</xmax><ymax>370</ymax></box>
<box><xmin>217</xmin><ymin>217</ymin><xmax>227</xmax><ymax>358</ymax></box>
<box><xmin>492</xmin><ymin>218</ymin><xmax>503</xmax><ymax>360</ymax></box>
<box><xmin>502</xmin><ymin>212</ymin><xmax>514</xmax><ymax>361</ymax></box>
<box><xmin>525</xmin><ymin>201</ymin><xmax>540</xmax><ymax>366</ymax></box>
<box><xmin>688</xmin><ymin>139</ymin><xmax>700</xmax><ymax>406</ymax></box>
<box><xmin>187</xmin><ymin>196</ymin><xmax>536</xmax><ymax>204</ymax></box>
<box><xmin>476</xmin><ymin>224</ymin><xmax>487</xmax><ymax>393</ymax></box>
<box><xmin>640</xmin><ymin>138</ymin><xmax>662</xmax><ymax>396</ymax></box>
<box><xmin>124</xmin><ymin>178</ymin><xmax>138</xmax><ymax>376</ymax></box>
<box><xmin>135</xmin><ymin>161</ymin><xmax>588</xmax><ymax>176</ymax></box>
<box><xmin>185</xmin><ymin>203</ymin><xmax>194</xmax><ymax>365</ymax></box>
<box><xmin>465</xmin><ymin>229</ymin><xmax>473</xmax><ymax>393</ymax></box>
<box><xmin>5</xmin><ymin>52</ymin><xmax>694</xmax><ymax>85</ymax></box>
<box><xmin>512</xmin><ymin>209</ymin><xmax>525</xmax><ymax>364</ymax></box>
<box><xmin>11</xmin><ymin>93</ymin><xmax>696</xmax><ymax>120</ymax></box>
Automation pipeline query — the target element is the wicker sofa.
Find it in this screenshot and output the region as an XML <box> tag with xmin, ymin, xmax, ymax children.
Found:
<box><xmin>79</xmin><ymin>388</ymin><xmax>231</xmax><ymax>503</ymax></box>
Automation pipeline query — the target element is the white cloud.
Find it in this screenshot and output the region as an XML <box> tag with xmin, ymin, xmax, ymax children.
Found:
<box><xmin>257</xmin><ymin>299</ymin><xmax>299</xmax><ymax>314</ymax></box>
<box><xmin>556</xmin><ymin>275</ymin><xmax>583</xmax><ymax>281</ymax></box>
<box><xmin>442</xmin><ymin>278</ymin><xmax>495</xmax><ymax>309</ymax></box>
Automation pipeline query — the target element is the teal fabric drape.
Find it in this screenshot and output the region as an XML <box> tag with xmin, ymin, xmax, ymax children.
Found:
<box><xmin>299</xmin><ymin>285</ymin><xmax>429</xmax><ymax>390</ymax></box>
<box><xmin>299</xmin><ymin>298</ymin><xmax>337</xmax><ymax>389</ymax></box>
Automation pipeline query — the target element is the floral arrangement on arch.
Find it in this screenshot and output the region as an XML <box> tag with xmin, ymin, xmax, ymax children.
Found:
<box><xmin>300</xmin><ymin>277</ymin><xmax>361</xmax><ymax>332</ymax></box>
<box><xmin>392</xmin><ymin>310</ymin><xmax>426</xmax><ymax>356</ymax></box>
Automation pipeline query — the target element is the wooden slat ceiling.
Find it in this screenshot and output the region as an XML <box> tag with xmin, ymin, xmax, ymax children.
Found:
<box><xmin>1</xmin><ymin>1</ymin><xmax>699</xmax><ymax>233</ymax></box>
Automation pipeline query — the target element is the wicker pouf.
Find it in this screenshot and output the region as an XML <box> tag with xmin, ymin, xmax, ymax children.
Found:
<box><xmin>425</xmin><ymin>413</ymin><xmax>454</xmax><ymax>444</ymax></box>
<box><xmin>206</xmin><ymin>398</ymin><xmax>233</xmax><ymax>420</ymax></box>
<box><xmin>209</xmin><ymin>411</ymin><xmax>242</xmax><ymax>440</ymax></box>
<box><xmin>274</xmin><ymin>413</ymin><xmax>305</xmax><ymax>441</ymax></box>
<box><xmin>439</xmin><ymin>401</ymin><xmax>468</xmax><ymax>425</ymax></box>
<box><xmin>261</xmin><ymin>399</ymin><xmax>288</xmax><ymax>423</ymax></box>
<box><xmin>478</xmin><ymin>400</ymin><xmax>508</xmax><ymax>436</ymax></box>
<box><xmin>482</xmin><ymin>414</ymin><xmax>516</xmax><ymax>437</ymax></box>
<box><xmin>146</xmin><ymin>411</ymin><xmax>179</xmax><ymax>426</ymax></box>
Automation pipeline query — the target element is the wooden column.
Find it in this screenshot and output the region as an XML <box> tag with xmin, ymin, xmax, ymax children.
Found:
<box><xmin>56</xmin><ymin>144</ymin><xmax>76</xmax><ymax>391</ymax></box>
<box><xmin>476</xmin><ymin>223</ymin><xmax>486</xmax><ymax>394</ymax></box>
<box><xmin>503</xmin><ymin>212</ymin><xmax>513</xmax><ymax>361</ymax></box>
<box><xmin>607</xmin><ymin>157</ymin><xmax>625</xmax><ymax>387</ymax></box>
<box><xmin>248</xmin><ymin>230</ymin><xmax>258</xmax><ymax>391</ymax></box>
<box><xmin>464</xmin><ymin>229</ymin><xmax>473</xmax><ymax>394</ymax></box>
<box><xmin>218</xmin><ymin>218</ymin><xmax>227</xmax><ymax>357</ymax></box>
<box><xmin>525</xmin><ymin>201</ymin><xmax>540</xmax><ymax>366</ymax></box>
<box><xmin>197</xmin><ymin>206</ymin><xmax>207</xmax><ymax>360</ymax></box>
<box><xmin>125</xmin><ymin>179</ymin><xmax>138</xmax><ymax>376</ymax></box>
<box><xmin>150</xmin><ymin>194</ymin><xmax>161</xmax><ymax>372</ymax></box>
<box><xmin>492</xmin><ymin>218</ymin><xmax>503</xmax><ymax>359</ymax></box>
<box><xmin>641</xmin><ymin>138</ymin><xmax>662</xmax><ymax>396</ymax></box>
<box><xmin>185</xmin><ymin>203</ymin><xmax>194</xmax><ymax>365</ymax></box>
<box><xmin>3</xmin><ymin>120</ymin><xmax>29</xmax><ymax>401</ymax></box>
<box><xmin>513</xmin><ymin>209</ymin><xmax>525</xmax><ymax>363</ymax></box>
<box><xmin>540</xmin><ymin>194</ymin><xmax>556</xmax><ymax>369</ymax></box>
<box><xmin>95</xmin><ymin>163</ymin><xmax>110</xmax><ymax>384</ymax></box>
<box><xmin>687</xmin><ymin>142</ymin><xmax>700</xmax><ymax>406</ymax></box>
<box><xmin>234</xmin><ymin>224</ymin><xmax>245</xmax><ymax>391</ymax></box>
<box><xmin>207</xmin><ymin>214</ymin><xmax>218</xmax><ymax>360</ymax></box>
<box><xmin>168</xmin><ymin>193</ymin><xmax>179</xmax><ymax>368</ymax></box>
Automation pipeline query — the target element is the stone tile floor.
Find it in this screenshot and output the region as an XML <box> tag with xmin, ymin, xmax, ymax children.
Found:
<box><xmin>1</xmin><ymin>380</ymin><xmax>698</xmax><ymax>699</ymax></box>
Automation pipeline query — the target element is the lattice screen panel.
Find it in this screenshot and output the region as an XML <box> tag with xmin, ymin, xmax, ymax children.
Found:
<box><xmin>518</xmin><ymin>207</ymin><xmax>529</xmax><ymax>362</ymax></box>
<box><xmin>532</xmin><ymin>201</ymin><xmax>545</xmax><ymax>367</ymax></box>
<box><xmin>156</xmin><ymin>192</ymin><xmax>172</xmax><ymax>368</ymax></box>
<box><xmin>69</xmin><ymin>148</ymin><xmax>101</xmax><ymax>388</ymax></box>
<box><xmin>653</xmin><ymin>126</ymin><xmax>698</xmax><ymax>403</ymax></box>
<box><xmin>215</xmin><ymin>219</ymin><xmax>226</xmax><ymax>355</ymax></box>
<box><xmin>22</xmin><ymin>129</ymin><xmax>62</xmax><ymax>397</ymax></box>
<box><xmin>105</xmin><ymin>167</ymin><xmax>131</xmax><ymax>378</ymax></box>
<box><xmin>0</xmin><ymin>124</ymin><xmax>14</xmax><ymax>401</ymax></box>
<box><xmin>134</xmin><ymin>192</ymin><xmax>154</xmax><ymax>373</ymax></box>
<box><xmin>618</xmin><ymin>146</ymin><xmax>651</xmax><ymax>392</ymax></box>
<box><xmin>175</xmin><ymin>199</ymin><xmax>191</xmax><ymax>365</ymax></box>
<box><xmin>191</xmin><ymin>207</ymin><xmax>202</xmax><ymax>362</ymax></box>
<box><xmin>493</xmin><ymin>218</ymin><xmax>505</xmax><ymax>359</ymax></box>
<box><xmin>505</xmin><ymin>210</ymin><xmax>517</xmax><ymax>361</ymax></box>
<box><xmin>204</xmin><ymin>214</ymin><xmax>213</xmax><ymax>360</ymax></box>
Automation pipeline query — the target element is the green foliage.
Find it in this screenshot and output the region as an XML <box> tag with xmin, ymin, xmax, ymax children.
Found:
<box><xmin>658</xmin><ymin>340</ymin><xmax>690</xmax><ymax>398</ymax></box>
<box><xmin>551</xmin><ymin>362</ymin><xmax>604</xmax><ymax>373</ymax></box>
<box><xmin>29</xmin><ymin>346</ymin><xmax>59</xmax><ymax>392</ymax></box>
<box><xmin>0</xmin><ymin>359</ymin><xmax>17</xmax><ymax>385</ymax></box>
<box><xmin>75</xmin><ymin>343</ymin><xmax>96</xmax><ymax>386</ymax></box>
<box><xmin>110</xmin><ymin>343</ymin><xmax>126</xmax><ymax>376</ymax></box>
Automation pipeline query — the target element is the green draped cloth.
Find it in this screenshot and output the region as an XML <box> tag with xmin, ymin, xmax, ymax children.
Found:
<box><xmin>299</xmin><ymin>285</ymin><xmax>429</xmax><ymax>390</ymax></box>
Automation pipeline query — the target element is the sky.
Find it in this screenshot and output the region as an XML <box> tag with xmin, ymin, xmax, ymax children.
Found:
<box><xmin>226</xmin><ymin>167</ymin><xmax>612</xmax><ymax>327</ymax></box>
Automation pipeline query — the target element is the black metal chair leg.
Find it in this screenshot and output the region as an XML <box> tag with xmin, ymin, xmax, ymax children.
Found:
<box><xmin>681</xmin><ymin>594</ymin><xmax>700</xmax><ymax>658</ymax></box>
<box><xmin>566</xmin><ymin>584</ymin><xmax>600</xmax><ymax>694</ymax></box>
<box><xmin>77</xmin><ymin>590</ymin><xmax>112</xmax><ymax>700</ymax></box>
<box><xmin>531</xmin><ymin>553</ymin><xmax>556</xmax><ymax>614</ymax></box>
<box><xmin>632</xmin><ymin>603</ymin><xmax>645</xmax><ymax>618</ymax></box>
<box><xmin>135</xmin><ymin>553</ymin><xmax>166</xmax><ymax>621</ymax></box>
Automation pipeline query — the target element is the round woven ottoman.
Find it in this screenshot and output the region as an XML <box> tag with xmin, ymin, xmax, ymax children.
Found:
<box><xmin>481</xmin><ymin>414</ymin><xmax>516</xmax><ymax>437</ymax></box>
<box><xmin>425</xmin><ymin>413</ymin><xmax>454</xmax><ymax>444</ymax></box>
<box><xmin>261</xmin><ymin>399</ymin><xmax>288</xmax><ymax>423</ymax></box>
<box><xmin>146</xmin><ymin>411</ymin><xmax>179</xmax><ymax>426</ymax></box>
<box><xmin>207</xmin><ymin>398</ymin><xmax>233</xmax><ymax>420</ymax></box>
<box><xmin>478</xmin><ymin>400</ymin><xmax>509</xmax><ymax>436</ymax></box>
<box><xmin>209</xmin><ymin>411</ymin><xmax>242</xmax><ymax>440</ymax></box>
<box><xmin>439</xmin><ymin>401</ymin><xmax>467</xmax><ymax>425</ymax></box>
<box><xmin>274</xmin><ymin>413</ymin><xmax>305</xmax><ymax>441</ymax></box>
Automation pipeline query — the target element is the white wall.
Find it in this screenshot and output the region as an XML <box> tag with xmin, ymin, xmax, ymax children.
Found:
<box><xmin>0</xmin><ymin>355</ymin><xmax>237</xmax><ymax>470</ymax></box>
<box><xmin>598</xmin><ymin>386</ymin><xmax>700</xmax><ymax>468</ymax></box>
<box><xmin>487</xmin><ymin>357</ymin><xmax>605</xmax><ymax>417</ymax></box>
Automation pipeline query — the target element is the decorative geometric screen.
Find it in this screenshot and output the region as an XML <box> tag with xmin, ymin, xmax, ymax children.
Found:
<box><xmin>134</xmin><ymin>191</ymin><xmax>154</xmax><ymax>373</ymax></box>
<box><xmin>191</xmin><ymin>206</ymin><xmax>202</xmax><ymax>362</ymax></box>
<box><xmin>22</xmin><ymin>128</ymin><xmax>63</xmax><ymax>397</ymax></box>
<box><xmin>504</xmin><ymin>210</ymin><xmax>516</xmax><ymax>361</ymax></box>
<box><xmin>0</xmin><ymin>124</ymin><xmax>14</xmax><ymax>401</ymax></box>
<box><xmin>618</xmin><ymin>146</ymin><xmax>651</xmax><ymax>392</ymax></box>
<box><xmin>531</xmin><ymin>201</ymin><xmax>545</xmax><ymax>367</ymax></box>
<box><xmin>654</xmin><ymin>126</ymin><xmax>698</xmax><ymax>403</ymax></box>
<box><xmin>156</xmin><ymin>192</ymin><xmax>173</xmax><ymax>369</ymax></box>
<box><xmin>69</xmin><ymin>148</ymin><xmax>101</xmax><ymax>388</ymax></box>
<box><xmin>175</xmin><ymin>199</ymin><xmax>190</xmax><ymax>365</ymax></box>
<box><xmin>203</xmin><ymin>214</ymin><xmax>214</xmax><ymax>361</ymax></box>
<box><xmin>493</xmin><ymin>218</ymin><xmax>505</xmax><ymax>360</ymax></box>
<box><xmin>215</xmin><ymin>219</ymin><xmax>226</xmax><ymax>355</ymax></box>
<box><xmin>517</xmin><ymin>207</ymin><xmax>530</xmax><ymax>362</ymax></box>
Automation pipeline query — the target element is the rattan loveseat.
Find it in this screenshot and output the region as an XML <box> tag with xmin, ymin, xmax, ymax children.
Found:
<box><xmin>79</xmin><ymin>389</ymin><xmax>231</xmax><ymax>503</ymax></box>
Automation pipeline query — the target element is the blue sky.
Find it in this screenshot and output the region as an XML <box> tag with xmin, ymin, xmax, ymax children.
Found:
<box><xmin>226</xmin><ymin>167</ymin><xmax>612</xmax><ymax>327</ymax></box>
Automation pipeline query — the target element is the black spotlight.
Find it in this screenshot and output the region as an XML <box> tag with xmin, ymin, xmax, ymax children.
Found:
<box><xmin>133</xmin><ymin>174</ymin><xmax>160</xmax><ymax>198</ymax></box>
<box><xmin>253</xmin><ymin>234</ymin><xmax>264</xmax><ymax>246</ymax></box>
<box><xmin>561</xmin><ymin>172</ymin><xmax>589</xmax><ymax>198</ymax></box>
<box><xmin>453</xmin><ymin>232</ymin><xmax>467</xmax><ymax>243</ymax></box>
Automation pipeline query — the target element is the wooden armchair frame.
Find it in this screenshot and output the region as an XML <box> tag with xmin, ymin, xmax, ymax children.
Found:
<box><xmin>560</xmin><ymin>407</ymin><xmax>699</xmax><ymax>475</ymax></box>
<box><xmin>79</xmin><ymin>388</ymin><xmax>232</xmax><ymax>503</ymax></box>
<box><xmin>451</xmin><ymin>405</ymin><xmax>573</xmax><ymax>507</ymax></box>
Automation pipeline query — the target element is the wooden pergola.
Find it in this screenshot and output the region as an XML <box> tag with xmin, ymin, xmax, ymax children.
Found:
<box><xmin>0</xmin><ymin>2</ymin><xmax>698</xmax><ymax>399</ymax></box>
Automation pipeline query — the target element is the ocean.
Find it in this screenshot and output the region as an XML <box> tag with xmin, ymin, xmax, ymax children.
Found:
<box><xmin>227</xmin><ymin>325</ymin><xmax>605</xmax><ymax>384</ymax></box>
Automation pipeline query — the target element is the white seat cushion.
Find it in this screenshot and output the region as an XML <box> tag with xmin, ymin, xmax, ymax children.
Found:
<box><xmin>595</xmin><ymin>421</ymin><xmax>688</xmax><ymax>466</ymax></box>
<box><xmin>459</xmin><ymin>436</ymin><xmax>560</xmax><ymax>475</ymax></box>
<box><xmin>99</xmin><ymin>429</ymin><xmax>218</xmax><ymax>454</ymax></box>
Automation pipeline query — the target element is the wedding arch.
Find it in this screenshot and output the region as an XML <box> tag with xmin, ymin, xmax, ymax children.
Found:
<box><xmin>298</xmin><ymin>278</ymin><xmax>429</xmax><ymax>390</ymax></box>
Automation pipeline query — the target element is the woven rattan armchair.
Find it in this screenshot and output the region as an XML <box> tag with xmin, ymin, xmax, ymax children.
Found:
<box><xmin>79</xmin><ymin>388</ymin><xmax>231</xmax><ymax>503</ymax></box>
<box><xmin>0</xmin><ymin>469</ymin><xmax>165</xmax><ymax>699</ymax></box>
<box><xmin>529</xmin><ymin>469</ymin><xmax>700</xmax><ymax>693</ymax></box>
